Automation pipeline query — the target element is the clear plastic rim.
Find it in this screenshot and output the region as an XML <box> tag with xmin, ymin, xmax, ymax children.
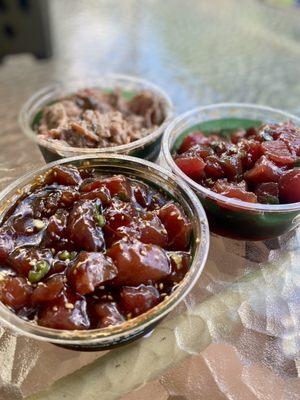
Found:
<box><xmin>162</xmin><ymin>102</ymin><xmax>300</xmax><ymax>213</ymax></box>
<box><xmin>0</xmin><ymin>154</ymin><xmax>209</xmax><ymax>345</ymax></box>
<box><xmin>19</xmin><ymin>73</ymin><xmax>174</xmax><ymax>155</ymax></box>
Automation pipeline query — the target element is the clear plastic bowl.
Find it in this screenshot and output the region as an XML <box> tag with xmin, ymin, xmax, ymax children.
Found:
<box><xmin>19</xmin><ymin>74</ymin><xmax>174</xmax><ymax>163</ymax></box>
<box><xmin>0</xmin><ymin>154</ymin><xmax>209</xmax><ymax>351</ymax></box>
<box><xmin>162</xmin><ymin>103</ymin><xmax>300</xmax><ymax>241</ymax></box>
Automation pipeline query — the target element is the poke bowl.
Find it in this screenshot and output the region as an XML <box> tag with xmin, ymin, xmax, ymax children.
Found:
<box><xmin>162</xmin><ymin>103</ymin><xmax>300</xmax><ymax>240</ymax></box>
<box><xmin>0</xmin><ymin>154</ymin><xmax>209</xmax><ymax>350</ymax></box>
<box><xmin>19</xmin><ymin>74</ymin><xmax>174</xmax><ymax>162</ymax></box>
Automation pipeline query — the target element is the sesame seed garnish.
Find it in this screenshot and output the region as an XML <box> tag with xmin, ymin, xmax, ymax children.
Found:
<box><xmin>141</xmin><ymin>250</ymin><xmax>147</xmax><ymax>256</ymax></box>
<box><xmin>107</xmin><ymin>295</ymin><xmax>113</xmax><ymax>300</ymax></box>
<box><xmin>53</xmin><ymin>306</ymin><xmax>58</xmax><ymax>312</ymax></box>
<box><xmin>26</xmin><ymin>228</ymin><xmax>33</xmax><ymax>233</ymax></box>
<box><xmin>65</xmin><ymin>303</ymin><xmax>74</xmax><ymax>309</ymax></box>
<box><xmin>33</xmin><ymin>219</ymin><xmax>45</xmax><ymax>230</ymax></box>
<box><xmin>159</xmin><ymin>283</ymin><xmax>164</xmax><ymax>290</ymax></box>
<box><xmin>127</xmin><ymin>313</ymin><xmax>132</xmax><ymax>319</ymax></box>
<box><xmin>161</xmin><ymin>293</ymin><xmax>167</xmax><ymax>297</ymax></box>
<box><xmin>195</xmin><ymin>238</ymin><xmax>200</xmax><ymax>244</ymax></box>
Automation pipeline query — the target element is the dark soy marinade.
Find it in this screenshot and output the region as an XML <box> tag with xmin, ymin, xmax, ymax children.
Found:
<box><xmin>174</xmin><ymin>121</ymin><xmax>300</xmax><ymax>204</ymax></box>
<box><xmin>0</xmin><ymin>165</ymin><xmax>192</xmax><ymax>330</ymax></box>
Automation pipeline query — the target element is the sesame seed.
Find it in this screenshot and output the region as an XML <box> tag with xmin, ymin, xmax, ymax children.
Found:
<box><xmin>161</xmin><ymin>293</ymin><xmax>167</xmax><ymax>297</ymax></box>
<box><xmin>53</xmin><ymin>306</ymin><xmax>58</xmax><ymax>312</ymax></box>
<box><xmin>26</xmin><ymin>228</ymin><xmax>33</xmax><ymax>233</ymax></box>
<box><xmin>159</xmin><ymin>283</ymin><xmax>164</xmax><ymax>290</ymax></box>
<box><xmin>65</xmin><ymin>303</ymin><xmax>74</xmax><ymax>309</ymax></box>
<box><xmin>33</xmin><ymin>219</ymin><xmax>45</xmax><ymax>230</ymax></box>
<box><xmin>141</xmin><ymin>250</ymin><xmax>147</xmax><ymax>256</ymax></box>
<box><xmin>170</xmin><ymin>212</ymin><xmax>176</xmax><ymax>216</ymax></box>
<box><xmin>195</xmin><ymin>238</ymin><xmax>200</xmax><ymax>244</ymax></box>
<box><xmin>99</xmin><ymin>285</ymin><xmax>105</xmax><ymax>290</ymax></box>
<box><xmin>127</xmin><ymin>313</ymin><xmax>132</xmax><ymax>319</ymax></box>
<box><xmin>107</xmin><ymin>295</ymin><xmax>113</xmax><ymax>300</ymax></box>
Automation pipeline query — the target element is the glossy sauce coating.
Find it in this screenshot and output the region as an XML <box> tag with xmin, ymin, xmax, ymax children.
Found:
<box><xmin>0</xmin><ymin>166</ymin><xmax>192</xmax><ymax>330</ymax></box>
<box><xmin>174</xmin><ymin>121</ymin><xmax>300</xmax><ymax>204</ymax></box>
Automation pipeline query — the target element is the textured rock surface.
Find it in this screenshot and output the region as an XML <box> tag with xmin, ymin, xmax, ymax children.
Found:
<box><xmin>0</xmin><ymin>0</ymin><xmax>299</xmax><ymax>399</ymax></box>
